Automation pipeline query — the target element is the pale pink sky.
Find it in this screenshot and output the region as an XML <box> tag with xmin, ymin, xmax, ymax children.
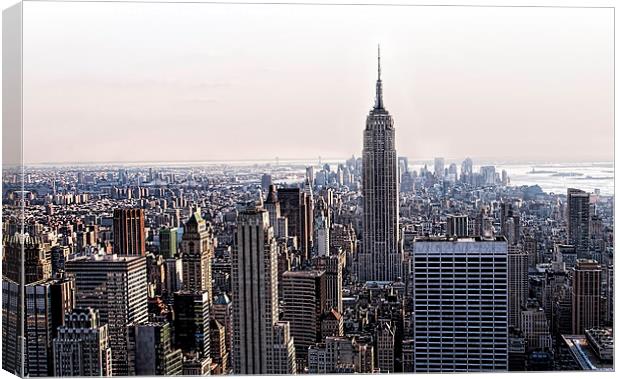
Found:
<box><xmin>22</xmin><ymin>2</ymin><xmax>613</xmax><ymax>164</ymax></box>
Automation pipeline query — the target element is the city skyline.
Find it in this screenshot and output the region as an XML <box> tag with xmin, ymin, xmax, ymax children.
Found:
<box><xmin>22</xmin><ymin>2</ymin><xmax>613</xmax><ymax>164</ymax></box>
<box><xmin>3</xmin><ymin>2</ymin><xmax>615</xmax><ymax>376</ymax></box>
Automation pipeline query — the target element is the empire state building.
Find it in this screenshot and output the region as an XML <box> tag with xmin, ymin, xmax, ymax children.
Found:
<box><xmin>359</xmin><ymin>47</ymin><xmax>402</xmax><ymax>282</ymax></box>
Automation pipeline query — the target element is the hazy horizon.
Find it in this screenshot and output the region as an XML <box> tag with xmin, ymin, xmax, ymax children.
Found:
<box><xmin>23</xmin><ymin>156</ymin><xmax>614</xmax><ymax>168</ymax></box>
<box><xmin>22</xmin><ymin>2</ymin><xmax>614</xmax><ymax>164</ymax></box>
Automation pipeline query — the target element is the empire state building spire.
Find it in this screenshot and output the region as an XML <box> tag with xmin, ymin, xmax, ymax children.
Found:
<box><xmin>374</xmin><ymin>44</ymin><xmax>384</xmax><ymax>110</ymax></box>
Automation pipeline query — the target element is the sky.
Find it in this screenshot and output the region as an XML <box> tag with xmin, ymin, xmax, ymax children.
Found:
<box><xmin>22</xmin><ymin>2</ymin><xmax>613</xmax><ymax>164</ymax></box>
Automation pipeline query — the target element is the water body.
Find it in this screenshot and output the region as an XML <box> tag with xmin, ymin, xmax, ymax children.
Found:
<box><xmin>490</xmin><ymin>163</ymin><xmax>614</xmax><ymax>196</ymax></box>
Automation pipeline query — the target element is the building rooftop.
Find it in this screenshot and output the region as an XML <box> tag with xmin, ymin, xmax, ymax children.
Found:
<box><xmin>282</xmin><ymin>270</ymin><xmax>325</xmax><ymax>278</ymax></box>
<box><xmin>561</xmin><ymin>334</ymin><xmax>614</xmax><ymax>371</ymax></box>
<box><xmin>414</xmin><ymin>236</ymin><xmax>507</xmax><ymax>243</ymax></box>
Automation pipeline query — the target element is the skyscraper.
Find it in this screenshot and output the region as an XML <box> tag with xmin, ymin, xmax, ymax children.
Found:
<box><xmin>52</xmin><ymin>308</ymin><xmax>112</xmax><ymax>377</ymax></box>
<box><xmin>159</xmin><ymin>227</ymin><xmax>178</xmax><ymax>258</ymax></box>
<box><xmin>261</xmin><ymin>173</ymin><xmax>273</xmax><ymax>192</ymax></box>
<box><xmin>571</xmin><ymin>259</ymin><xmax>601</xmax><ymax>334</ymax></box>
<box><xmin>1</xmin><ymin>231</ymin><xmax>35</xmax><ymax>376</ymax></box>
<box><xmin>65</xmin><ymin>255</ymin><xmax>148</xmax><ymax>376</ymax></box>
<box><xmin>173</xmin><ymin>291</ymin><xmax>211</xmax><ymax>363</ymax></box>
<box><xmin>314</xmin><ymin>251</ymin><xmax>344</xmax><ymax>313</ymax></box>
<box><xmin>521</xmin><ymin>304</ymin><xmax>552</xmax><ymax>351</ymax></box>
<box><xmin>4</xmin><ymin>233</ymin><xmax>52</xmax><ymax>284</ymax></box>
<box><xmin>212</xmin><ymin>293</ymin><xmax>233</xmax><ymax>368</ymax></box>
<box><xmin>314</xmin><ymin>207</ymin><xmax>330</xmax><ymax>257</ymax></box>
<box><xmin>231</xmin><ymin>205</ymin><xmax>295</xmax><ymax>374</ymax></box>
<box><xmin>272</xmin><ymin>321</ymin><xmax>298</xmax><ymax>374</ymax></box>
<box><xmin>2</xmin><ymin>278</ymin><xmax>23</xmax><ymax>376</ymax></box>
<box><xmin>376</xmin><ymin>320</ymin><xmax>396</xmax><ymax>373</ymax></box>
<box><xmin>128</xmin><ymin>322</ymin><xmax>183</xmax><ymax>376</ymax></box>
<box><xmin>567</xmin><ymin>188</ymin><xmax>591</xmax><ymax>258</ymax></box>
<box><xmin>279</xmin><ymin>187</ymin><xmax>312</xmax><ymax>261</ymax></box>
<box><xmin>434</xmin><ymin>157</ymin><xmax>445</xmax><ymax>178</ymax></box>
<box><xmin>210</xmin><ymin>319</ymin><xmax>229</xmax><ymax>374</ymax></box>
<box><xmin>359</xmin><ymin>47</ymin><xmax>402</xmax><ymax>282</ymax></box>
<box><xmin>113</xmin><ymin>208</ymin><xmax>146</xmax><ymax>256</ymax></box>
<box><xmin>508</xmin><ymin>246</ymin><xmax>529</xmax><ymax>329</ymax></box>
<box><xmin>282</xmin><ymin>270</ymin><xmax>327</xmax><ymax>370</ymax></box>
<box><xmin>181</xmin><ymin>209</ymin><xmax>214</xmax><ymax>302</ymax></box>
<box><xmin>264</xmin><ymin>185</ymin><xmax>281</xmax><ymax>236</ymax></box>
<box><xmin>24</xmin><ymin>276</ymin><xmax>75</xmax><ymax>376</ymax></box>
<box><xmin>500</xmin><ymin>202</ymin><xmax>520</xmax><ymax>246</ymax></box>
<box><xmin>412</xmin><ymin>237</ymin><xmax>509</xmax><ymax>372</ymax></box>
<box><xmin>460</xmin><ymin>157</ymin><xmax>473</xmax><ymax>183</ymax></box>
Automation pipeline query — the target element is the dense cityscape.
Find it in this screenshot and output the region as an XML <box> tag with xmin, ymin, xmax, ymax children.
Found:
<box><xmin>2</xmin><ymin>52</ymin><xmax>614</xmax><ymax>376</ymax></box>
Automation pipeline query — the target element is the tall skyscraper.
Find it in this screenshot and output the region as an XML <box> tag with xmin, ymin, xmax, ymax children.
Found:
<box><xmin>24</xmin><ymin>276</ymin><xmax>75</xmax><ymax>377</ymax></box>
<box><xmin>24</xmin><ymin>281</ymin><xmax>57</xmax><ymax>376</ymax></box>
<box><xmin>159</xmin><ymin>227</ymin><xmax>178</xmax><ymax>258</ymax></box>
<box><xmin>282</xmin><ymin>270</ymin><xmax>327</xmax><ymax>370</ymax></box>
<box><xmin>314</xmin><ymin>206</ymin><xmax>330</xmax><ymax>257</ymax></box>
<box><xmin>128</xmin><ymin>322</ymin><xmax>183</xmax><ymax>376</ymax></box>
<box><xmin>306</xmin><ymin>166</ymin><xmax>315</xmax><ymax>185</ymax></box>
<box><xmin>52</xmin><ymin>308</ymin><xmax>112</xmax><ymax>377</ymax></box>
<box><xmin>314</xmin><ymin>251</ymin><xmax>344</xmax><ymax>313</ymax></box>
<box><xmin>412</xmin><ymin>237</ymin><xmax>509</xmax><ymax>372</ymax></box>
<box><xmin>480</xmin><ymin>166</ymin><xmax>497</xmax><ymax>186</ymax></box>
<box><xmin>264</xmin><ymin>185</ymin><xmax>281</xmax><ymax>236</ymax></box>
<box><xmin>65</xmin><ymin>255</ymin><xmax>148</xmax><ymax>376</ymax></box>
<box><xmin>508</xmin><ymin>246</ymin><xmax>529</xmax><ymax>329</ymax></box>
<box><xmin>212</xmin><ymin>293</ymin><xmax>233</xmax><ymax>368</ymax></box>
<box><xmin>460</xmin><ymin>157</ymin><xmax>473</xmax><ymax>183</ymax></box>
<box><xmin>376</xmin><ymin>320</ymin><xmax>396</xmax><ymax>373</ymax></box>
<box><xmin>571</xmin><ymin>259</ymin><xmax>601</xmax><ymax>334</ymax></box>
<box><xmin>398</xmin><ymin>156</ymin><xmax>409</xmax><ymax>177</ymax></box>
<box><xmin>2</xmin><ymin>278</ymin><xmax>23</xmax><ymax>376</ymax></box>
<box><xmin>434</xmin><ymin>157</ymin><xmax>445</xmax><ymax>178</ymax></box>
<box><xmin>173</xmin><ymin>291</ymin><xmax>211</xmax><ymax>364</ymax></box>
<box><xmin>500</xmin><ymin>202</ymin><xmax>520</xmax><ymax>246</ymax></box>
<box><xmin>181</xmin><ymin>209</ymin><xmax>214</xmax><ymax>303</ymax></box>
<box><xmin>272</xmin><ymin>321</ymin><xmax>298</xmax><ymax>374</ymax></box>
<box><xmin>113</xmin><ymin>208</ymin><xmax>146</xmax><ymax>256</ymax></box>
<box><xmin>231</xmin><ymin>205</ymin><xmax>295</xmax><ymax>374</ymax></box>
<box><xmin>210</xmin><ymin>319</ymin><xmax>229</xmax><ymax>374</ymax></box>
<box><xmin>261</xmin><ymin>173</ymin><xmax>273</xmax><ymax>192</ymax></box>
<box><xmin>359</xmin><ymin>47</ymin><xmax>402</xmax><ymax>282</ymax></box>
<box><xmin>279</xmin><ymin>187</ymin><xmax>312</xmax><ymax>261</ymax></box>
<box><xmin>567</xmin><ymin>188</ymin><xmax>591</xmax><ymax>258</ymax></box>
<box><xmin>2</xmin><ymin>235</ymin><xmax>52</xmax><ymax>376</ymax></box>
<box><xmin>520</xmin><ymin>304</ymin><xmax>552</xmax><ymax>351</ymax></box>
<box><xmin>4</xmin><ymin>233</ymin><xmax>52</xmax><ymax>284</ymax></box>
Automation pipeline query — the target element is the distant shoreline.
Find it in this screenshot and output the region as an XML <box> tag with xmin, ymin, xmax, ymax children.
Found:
<box><xmin>20</xmin><ymin>159</ymin><xmax>615</xmax><ymax>169</ymax></box>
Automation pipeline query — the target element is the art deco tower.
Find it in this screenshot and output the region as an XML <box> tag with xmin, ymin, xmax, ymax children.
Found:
<box><xmin>359</xmin><ymin>47</ymin><xmax>402</xmax><ymax>282</ymax></box>
<box><xmin>231</xmin><ymin>204</ymin><xmax>295</xmax><ymax>374</ymax></box>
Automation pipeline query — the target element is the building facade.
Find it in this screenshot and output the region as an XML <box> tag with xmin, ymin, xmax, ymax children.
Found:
<box><xmin>113</xmin><ymin>208</ymin><xmax>146</xmax><ymax>256</ymax></box>
<box><xmin>412</xmin><ymin>237</ymin><xmax>509</xmax><ymax>372</ymax></box>
<box><xmin>571</xmin><ymin>259</ymin><xmax>601</xmax><ymax>334</ymax></box>
<box><xmin>65</xmin><ymin>255</ymin><xmax>148</xmax><ymax>376</ymax></box>
<box><xmin>52</xmin><ymin>308</ymin><xmax>112</xmax><ymax>377</ymax></box>
<box><xmin>567</xmin><ymin>189</ymin><xmax>591</xmax><ymax>258</ymax></box>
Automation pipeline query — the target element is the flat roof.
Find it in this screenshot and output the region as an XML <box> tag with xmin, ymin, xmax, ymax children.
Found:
<box><xmin>282</xmin><ymin>270</ymin><xmax>325</xmax><ymax>278</ymax></box>
<box><xmin>561</xmin><ymin>335</ymin><xmax>613</xmax><ymax>371</ymax></box>
<box><xmin>414</xmin><ymin>236</ymin><xmax>507</xmax><ymax>243</ymax></box>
